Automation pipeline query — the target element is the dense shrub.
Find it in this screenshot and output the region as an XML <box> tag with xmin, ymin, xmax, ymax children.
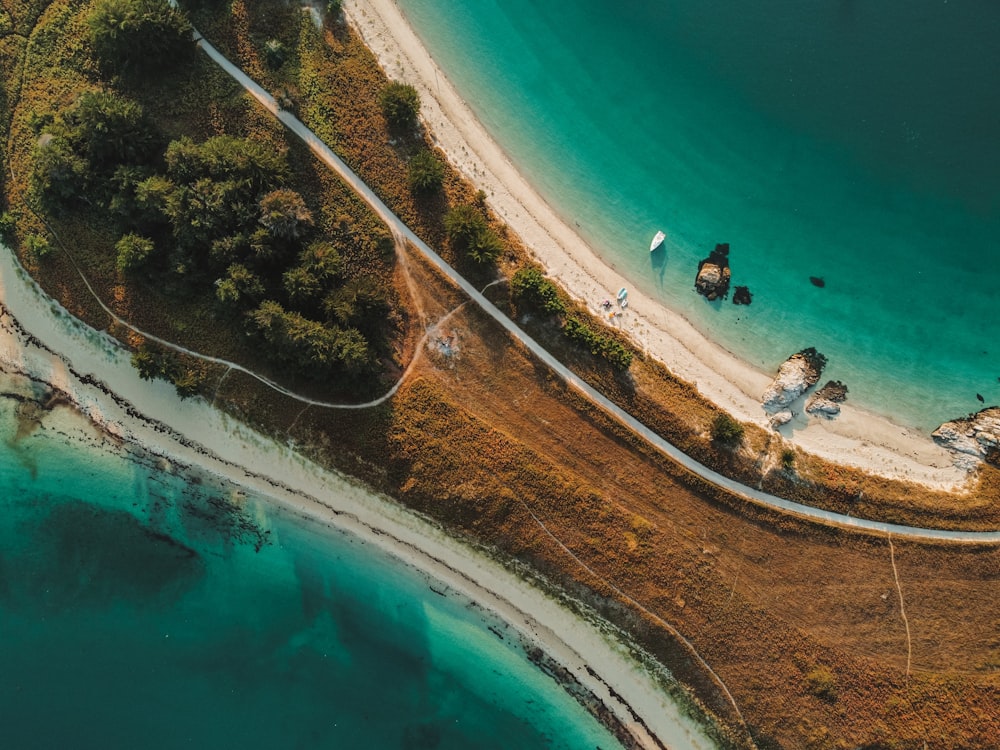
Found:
<box><xmin>88</xmin><ymin>0</ymin><xmax>193</xmax><ymax>79</ymax></box>
<box><xmin>562</xmin><ymin>317</ymin><xmax>633</xmax><ymax>372</ymax></box>
<box><xmin>510</xmin><ymin>267</ymin><xmax>565</xmax><ymax>316</ymax></box>
<box><xmin>407</xmin><ymin>149</ymin><xmax>445</xmax><ymax>194</ymax></box>
<box><xmin>444</xmin><ymin>204</ymin><xmax>502</xmax><ymax>265</ymax></box>
<box><xmin>378</xmin><ymin>82</ymin><xmax>420</xmax><ymax>132</ymax></box>
<box><xmin>115</xmin><ymin>233</ymin><xmax>155</xmax><ymax>273</ymax></box>
<box><xmin>710</xmin><ymin>412</ymin><xmax>745</xmax><ymax>446</ymax></box>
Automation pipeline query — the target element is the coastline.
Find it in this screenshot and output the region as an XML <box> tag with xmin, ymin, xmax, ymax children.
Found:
<box><xmin>343</xmin><ymin>0</ymin><xmax>966</xmax><ymax>491</ymax></box>
<box><xmin>0</xmin><ymin>246</ymin><xmax>720</xmax><ymax>748</ymax></box>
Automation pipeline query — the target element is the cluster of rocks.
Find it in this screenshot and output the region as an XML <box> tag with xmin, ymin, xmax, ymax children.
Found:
<box><xmin>805</xmin><ymin>380</ymin><xmax>849</xmax><ymax>418</ymax></box>
<box><xmin>761</xmin><ymin>347</ymin><xmax>844</xmax><ymax>428</ymax></box>
<box><xmin>931</xmin><ymin>407</ymin><xmax>1000</xmax><ymax>470</ymax></box>
<box><xmin>694</xmin><ymin>244</ymin><xmax>733</xmax><ymax>301</ymax></box>
<box><xmin>694</xmin><ymin>243</ymin><xmax>754</xmax><ymax>306</ymax></box>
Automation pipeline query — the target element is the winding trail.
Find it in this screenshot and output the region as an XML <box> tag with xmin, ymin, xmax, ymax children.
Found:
<box><xmin>187</xmin><ymin>31</ymin><xmax>1000</xmax><ymax>545</ymax></box>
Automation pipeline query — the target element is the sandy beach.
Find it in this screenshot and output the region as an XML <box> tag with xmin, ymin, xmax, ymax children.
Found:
<box><xmin>0</xmin><ymin>245</ymin><xmax>719</xmax><ymax>748</ymax></box>
<box><xmin>343</xmin><ymin>0</ymin><xmax>967</xmax><ymax>491</ymax></box>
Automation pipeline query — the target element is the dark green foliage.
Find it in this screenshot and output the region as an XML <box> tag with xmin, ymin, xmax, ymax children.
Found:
<box><xmin>510</xmin><ymin>267</ymin><xmax>565</xmax><ymax>315</ymax></box>
<box><xmin>249</xmin><ymin>300</ymin><xmax>371</xmax><ymax>378</ymax></box>
<box><xmin>131</xmin><ymin>341</ymin><xmax>177</xmax><ymax>381</ymax></box>
<box><xmin>32</xmin><ymin>92</ymin><xmax>160</xmax><ymax>211</ymax></box>
<box><xmin>115</xmin><ymin>232</ymin><xmax>155</xmax><ymax>273</ymax></box>
<box><xmin>31</xmin><ymin>136</ymin><xmax>88</xmax><ymax>210</ymax></box>
<box><xmin>282</xmin><ymin>241</ymin><xmax>341</xmax><ymax>308</ymax></box>
<box><xmin>215</xmin><ymin>263</ymin><xmax>265</xmax><ymax>308</ymax></box>
<box><xmin>781</xmin><ymin>448</ymin><xmax>796</xmax><ymax>470</ymax></box>
<box><xmin>710</xmin><ymin>412</ymin><xmax>745</xmax><ymax>447</ymax></box>
<box><xmin>159</xmin><ymin>136</ymin><xmax>289</xmax><ymax>268</ymax></box>
<box><xmin>323</xmin><ymin>276</ymin><xmax>387</xmax><ymax>331</ymax></box>
<box><xmin>264</xmin><ymin>39</ymin><xmax>286</xmax><ymax>70</ymax></box>
<box><xmin>378</xmin><ymin>81</ymin><xmax>420</xmax><ymax>132</ymax></box>
<box><xmin>326</xmin><ymin>0</ymin><xmax>343</xmax><ymax>18</ymax></box>
<box><xmin>88</xmin><ymin>0</ymin><xmax>193</xmax><ymax>79</ymax></box>
<box><xmin>562</xmin><ymin>317</ymin><xmax>633</xmax><ymax>372</ymax></box>
<box><xmin>164</xmin><ymin>135</ymin><xmax>288</xmax><ymax>195</ymax></box>
<box><xmin>443</xmin><ymin>204</ymin><xmax>502</xmax><ymax>265</ymax></box>
<box><xmin>0</xmin><ymin>211</ymin><xmax>17</xmax><ymax>244</ymax></box>
<box><xmin>129</xmin><ymin>342</ymin><xmax>203</xmax><ymax>398</ymax></box>
<box><xmin>64</xmin><ymin>91</ymin><xmax>160</xmax><ymax>171</ymax></box>
<box><xmin>258</xmin><ymin>188</ymin><xmax>313</xmax><ymax>241</ymax></box>
<box><xmin>407</xmin><ymin>149</ymin><xmax>444</xmax><ymax>194</ymax></box>
<box><xmin>25</xmin><ymin>233</ymin><xmax>52</xmax><ymax>260</ymax></box>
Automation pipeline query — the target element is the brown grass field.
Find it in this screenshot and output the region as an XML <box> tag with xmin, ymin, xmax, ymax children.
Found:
<box><xmin>2</xmin><ymin>1</ymin><xmax>998</xmax><ymax>747</ymax></box>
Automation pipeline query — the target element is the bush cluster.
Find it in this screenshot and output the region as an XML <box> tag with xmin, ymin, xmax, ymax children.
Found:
<box><xmin>510</xmin><ymin>267</ymin><xmax>566</xmax><ymax>316</ymax></box>
<box><xmin>562</xmin><ymin>317</ymin><xmax>633</xmax><ymax>372</ymax></box>
<box><xmin>444</xmin><ymin>204</ymin><xmax>502</xmax><ymax>265</ymax></box>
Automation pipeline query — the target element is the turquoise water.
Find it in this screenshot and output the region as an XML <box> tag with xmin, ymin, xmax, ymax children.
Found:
<box><xmin>0</xmin><ymin>382</ymin><xmax>622</xmax><ymax>749</ymax></box>
<box><xmin>396</xmin><ymin>0</ymin><xmax>1000</xmax><ymax>431</ymax></box>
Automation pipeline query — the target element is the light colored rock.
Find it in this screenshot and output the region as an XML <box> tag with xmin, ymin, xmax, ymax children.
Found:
<box><xmin>805</xmin><ymin>380</ymin><xmax>848</xmax><ymax>418</ymax></box>
<box><xmin>932</xmin><ymin>407</ymin><xmax>1000</xmax><ymax>470</ymax></box>
<box><xmin>769</xmin><ymin>409</ymin><xmax>793</xmax><ymax>429</ymax></box>
<box><xmin>805</xmin><ymin>398</ymin><xmax>840</xmax><ymax>417</ymax></box>
<box><xmin>761</xmin><ymin>348</ymin><xmax>827</xmax><ymax>413</ymax></box>
<box><xmin>694</xmin><ymin>263</ymin><xmax>730</xmax><ymax>300</ymax></box>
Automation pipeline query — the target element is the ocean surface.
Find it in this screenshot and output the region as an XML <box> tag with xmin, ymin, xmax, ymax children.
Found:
<box><xmin>395</xmin><ymin>0</ymin><xmax>1000</xmax><ymax>431</ymax></box>
<box><xmin>0</xmin><ymin>380</ymin><xmax>623</xmax><ymax>749</ymax></box>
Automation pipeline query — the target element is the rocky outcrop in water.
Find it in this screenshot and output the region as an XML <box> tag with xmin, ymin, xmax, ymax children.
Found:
<box><xmin>762</xmin><ymin>347</ymin><xmax>827</xmax><ymax>413</ymax></box>
<box><xmin>931</xmin><ymin>407</ymin><xmax>1000</xmax><ymax>470</ymax></box>
<box><xmin>695</xmin><ymin>243</ymin><xmax>731</xmax><ymax>301</ymax></box>
<box><xmin>805</xmin><ymin>380</ymin><xmax>849</xmax><ymax>418</ymax></box>
<box><xmin>733</xmin><ymin>286</ymin><xmax>752</xmax><ymax>305</ymax></box>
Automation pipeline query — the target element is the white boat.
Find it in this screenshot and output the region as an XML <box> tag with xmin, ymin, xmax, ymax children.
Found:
<box><xmin>649</xmin><ymin>230</ymin><xmax>666</xmax><ymax>253</ymax></box>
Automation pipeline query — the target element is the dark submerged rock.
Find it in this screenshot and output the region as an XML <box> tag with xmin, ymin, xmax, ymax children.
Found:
<box><xmin>732</xmin><ymin>285</ymin><xmax>752</xmax><ymax>305</ymax></box>
<box><xmin>809</xmin><ymin>276</ymin><xmax>826</xmax><ymax>288</ymax></box>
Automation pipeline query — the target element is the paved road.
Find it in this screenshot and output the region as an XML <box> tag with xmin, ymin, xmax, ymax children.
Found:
<box><xmin>191</xmin><ymin>30</ymin><xmax>1000</xmax><ymax>544</ymax></box>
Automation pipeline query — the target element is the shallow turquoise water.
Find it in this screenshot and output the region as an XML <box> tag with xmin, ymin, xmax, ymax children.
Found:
<box><xmin>396</xmin><ymin>0</ymin><xmax>1000</xmax><ymax>431</ymax></box>
<box><xmin>0</xmin><ymin>387</ymin><xmax>622</xmax><ymax>749</ymax></box>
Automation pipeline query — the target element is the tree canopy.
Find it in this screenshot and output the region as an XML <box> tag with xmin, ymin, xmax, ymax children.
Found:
<box><xmin>88</xmin><ymin>0</ymin><xmax>194</xmax><ymax>79</ymax></box>
<box><xmin>378</xmin><ymin>82</ymin><xmax>420</xmax><ymax>132</ymax></box>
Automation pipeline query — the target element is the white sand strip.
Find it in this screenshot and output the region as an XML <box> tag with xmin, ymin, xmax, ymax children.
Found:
<box><xmin>0</xmin><ymin>244</ymin><xmax>721</xmax><ymax>748</ymax></box>
<box><xmin>343</xmin><ymin>0</ymin><xmax>965</xmax><ymax>491</ymax></box>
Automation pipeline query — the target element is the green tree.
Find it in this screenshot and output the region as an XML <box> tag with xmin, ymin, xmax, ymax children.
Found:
<box><xmin>0</xmin><ymin>210</ymin><xmax>17</xmax><ymax>244</ymax></box>
<box><xmin>324</xmin><ymin>276</ymin><xmax>387</xmax><ymax>329</ymax></box>
<box><xmin>88</xmin><ymin>0</ymin><xmax>193</xmax><ymax>78</ymax></box>
<box><xmin>407</xmin><ymin>149</ymin><xmax>444</xmax><ymax>194</ymax></box>
<box><xmin>710</xmin><ymin>413</ymin><xmax>744</xmax><ymax>447</ymax></box>
<box><xmin>115</xmin><ymin>232</ymin><xmax>155</xmax><ymax>273</ymax></box>
<box><xmin>215</xmin><ymin>263</ymin><xmax>264</xmax><ymax>308</ymax></box>
<box><xmin>31</xmin><ymin>135</ymin><xmax>87</xmax><ymax>210</ymax></box>
<box><xmin>511</xmin><ymin>267</ymin><xmax>566</xmax><ymax>315</ymax></box>
<box><xmin>378</xmin><ymin>82</ymin><xmax>420</xmax><ymax>132</ymax></box>
<box><xmin>249</xmin><ymin>300</ymin><xmax>371</xmax><ymax>377</ymax></box>
<box><xmin>65</xmin><ymin>91</ymin><xmax>159</xmax><ymax>170</ymax></box>
<box><xmin>259</xmin><ymin>188</ymin><xmax>312</xmax><ymax>240</ymax></box>
<box><xmin>444</xmin><ymin>204</ymin><xmax>502</xmax><ymax>264</ymax></box>
<box><xmin>263</xmin><ymin>39</ymin><xmax>286</xmax><ymax>70</ymax></box>
<box><xmin>444</xmin><ymin>204</ymin><xmax>487</xmax><ymax>245</ymax></box>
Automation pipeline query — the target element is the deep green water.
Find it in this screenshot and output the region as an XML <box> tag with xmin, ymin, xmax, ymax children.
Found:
<box><xmin>396</xmin><ymin>0</ymin><xmax>1000</xmax><ymax>430</ymax></box>
<box><xmin>0</xmin><ymin>387</ymin><xmax>622</xmax><ymax>749</ymax></box>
